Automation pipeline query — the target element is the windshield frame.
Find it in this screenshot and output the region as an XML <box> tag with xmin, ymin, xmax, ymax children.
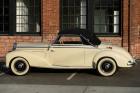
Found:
<box><xmin>52</xmin><ymin>34</ymin><xmax>97</xmax><ymax>46</ymax></box>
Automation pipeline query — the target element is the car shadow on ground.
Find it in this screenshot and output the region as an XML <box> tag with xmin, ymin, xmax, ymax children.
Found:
<box><xmin>31</xmin><ymin>67</ymin><xmax>100</xmax><ymax>76</ymax></box>
<box><xmin>0</xmin><ymin>62</ymin><xmax>10</xmax><ymax>74</ymax></box>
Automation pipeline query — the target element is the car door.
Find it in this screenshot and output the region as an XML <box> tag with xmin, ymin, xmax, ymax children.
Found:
<box><xmin>49</xmin><ymin>35</ymin><xmax>85</xmax><ymax>67</ymax></box>
<box><xmin>84</xmin><ymin>45</ymin><xmax>100</xmax><ymax>66</ymax></box>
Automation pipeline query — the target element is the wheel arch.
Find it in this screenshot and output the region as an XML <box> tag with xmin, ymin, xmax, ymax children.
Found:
<box><xmin>92</xmin><ymin>50</ymin><xmax>129</xmax><ymax>68</ymax></box>
<box><xmin>9</xmin><ymin>56</ymin><xmax>30</xmax><ymax>68</ymax></box>
<box><xmin>6</xmin><ymin>51</ymin><xmax>31</xmax><ymax>68</ymax></box>
<box><xmin>93</xmin><ymin>56</ymin><xmax>117</xmax><ymax>69</ymax></box>
<box><xmin>97</xmin><ymin>56</ymin><xmax>117</xmax><ymax>66</ymax></box>
<box><xmin>6</xmin><ymin>50</ymin><xmax>51</xmax><ymax>68</ymax></box>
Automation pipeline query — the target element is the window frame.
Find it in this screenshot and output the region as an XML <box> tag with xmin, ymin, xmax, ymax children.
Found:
<box><xmin>0</xmin><ymin>0</ymin><xmax>41</xmax><ymax>36</ymax></box>
<box><xmin>90</xmin><ymin>0</ymin><xmax>122</xmax><ymax>36</ymax></box>
<box><xmin>15</xmin><ymin>0</ymin><xmax>41</xmax><ymax>35</ymax></box>
<box><xmin>60</xmin><ymin>0</ymin><xmax>122</xmax><ymax>37</ymax></box>
<box><xmin>0</xmin><ymin>0</ymin><xmax>10</xmax><ymax>35</ymax></box>
<box><xmin>54</xmin><ymin>35</ymin><xmax>84</xmax><ymax>45</ymax></box>
<box><xmin>60</xmin><ymin>0</ymin><xmax>88</xmax><ymax>30</ymax></box>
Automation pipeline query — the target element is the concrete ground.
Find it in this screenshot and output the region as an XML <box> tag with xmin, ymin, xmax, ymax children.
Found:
<box><xmin>0</xmin><ymin>84</ymin><xmax>140</xmax><ymax>93</ymax></box>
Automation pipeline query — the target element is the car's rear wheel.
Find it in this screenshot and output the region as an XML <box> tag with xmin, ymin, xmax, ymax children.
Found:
<box><xmin>97</xmin><ymin>58</ymin><xmax>117</xmax><ymax>77</ymax></box>
<box><xmin>10</xmin><ymin>57</ymin><xmax>30</xmax><ymax>76</ymax></box>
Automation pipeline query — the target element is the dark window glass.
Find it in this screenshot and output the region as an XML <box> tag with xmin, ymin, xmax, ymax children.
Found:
<box><xmin>61</xmin><ymin>0</ymin><xmax>121</xmax><ymax>35</ymax></box>
<box><xmin>16</xmin><ymin>0</ymin><xmax>41</xmax><ymax>33</ymax></box>
<box><xmin>0</xmin><ymin>0</ymin><xmax>9</xmax><ymax>34</ymax></box>
<box><xmin>61</xmin><ymin>0</ymin><xmax>87</xmax><ymax>30</ymax></box>
<box><xmin>93</xmin><ymin>0</ymin><xmax>121</xmax><ymax>34</ymax></box>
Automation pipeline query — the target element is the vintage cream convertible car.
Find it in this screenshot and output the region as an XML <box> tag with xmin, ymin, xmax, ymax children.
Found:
<box><xmin>6</xmin><ymin>29</ymin><xmax>136</xmax><ymax>76</ymax></box>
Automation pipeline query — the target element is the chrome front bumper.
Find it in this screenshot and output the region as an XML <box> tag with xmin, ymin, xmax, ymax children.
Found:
<box><xmin>127</xmin><ymin>60</ymin><xmax>137</xmax><ymax>66</ymax></box>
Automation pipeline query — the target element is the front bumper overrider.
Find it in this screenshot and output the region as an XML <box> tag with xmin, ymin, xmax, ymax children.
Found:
<box><xmin>127</xmin><ymin>60</ymin><xmax>137</xmax><ymax>66</ymax></box>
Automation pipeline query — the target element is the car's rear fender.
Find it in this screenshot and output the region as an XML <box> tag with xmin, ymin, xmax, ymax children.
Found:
<box><xmin>93</xmin><ymin>50</ymin><xmax>131</xmax><ymax>68</ymax></box>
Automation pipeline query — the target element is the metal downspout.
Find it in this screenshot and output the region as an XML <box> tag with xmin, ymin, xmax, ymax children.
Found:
<box><xmin>128</xmin><ymin>0</ymin><xmax>131</xmax><ymax>52</ymax></box>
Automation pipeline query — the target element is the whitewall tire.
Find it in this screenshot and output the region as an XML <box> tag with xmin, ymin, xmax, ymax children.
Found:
<box><xmin>10</xmin><ymin>57</ymin><xmax>30</xmax><ymax>76</ymax></box>
<box><xmin>97</xmin><ymin>58</ymin><xmax>117</xmax><ymax>77</ymax></box>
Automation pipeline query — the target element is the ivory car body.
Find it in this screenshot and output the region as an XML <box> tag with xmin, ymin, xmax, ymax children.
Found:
<box><xmin>6</xmin><ymin>29</ymin><xmax>136</xmax><ymax>76</ymax></box>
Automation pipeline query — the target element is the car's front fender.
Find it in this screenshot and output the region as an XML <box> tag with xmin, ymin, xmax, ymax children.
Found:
<box><xmin>6</xmin><ymin>50</ymin><xmax>51</xmax><ymax>68</ymax></box>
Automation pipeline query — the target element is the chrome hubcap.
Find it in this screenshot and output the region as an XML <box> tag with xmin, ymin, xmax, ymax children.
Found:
<box><xmin>14</xmin><ymin>60</ymin><xmax>26</xmax><ymax>72</ymax></box>
<box><xmin>101</xmin><ymin>61</ymin><xmax>114</xmax><ymax>73</ymax></box>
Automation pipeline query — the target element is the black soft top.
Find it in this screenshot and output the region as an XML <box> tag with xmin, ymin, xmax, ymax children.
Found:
<box><xmin>58</xmin><ymin>29</ymin><xmax>101</xmax><ymax>45</ymax></box>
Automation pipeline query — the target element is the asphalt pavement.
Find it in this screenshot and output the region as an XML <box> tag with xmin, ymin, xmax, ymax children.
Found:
<box><xmin>0</xmin><ymin>60</ymin><xmax>140</xmax><ymax>93</ymax></box>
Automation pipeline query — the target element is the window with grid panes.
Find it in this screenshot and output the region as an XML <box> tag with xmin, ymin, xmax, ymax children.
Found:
<box><xmin>61</xmin><ymin>0</ymin><xmax>121</xmax><ymax>36</ymax></box>
<box><xmin>93</xmin><ymin>0</ymin><xmax>120</xmax><ymax>35</ymax></box>
<box><xmin>61</xmin><ymin>0</ymin><xmax>87</xmax><ymax>30</ymax></box>
<box><xmin>0</xmin><ymin>0</ymin><xmax>9</xmax><ymax>34</ymax></box>
<box><xmin>16</xmin><ymin>0</ymin><xmax>41</xmax><ymax>34</ymax></box>
<box><xmin>0</xmin><ymin>0</ymin><xmax>41</xmax><ymax>35</ymax></box>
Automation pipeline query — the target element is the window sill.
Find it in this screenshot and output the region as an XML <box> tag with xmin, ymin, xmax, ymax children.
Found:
<box><xmin>14</xmin><ymin>33</ymin><xmax>41</xmax><ymax>36</ymax></box>
<box><xmin>96</xmin><ymin>34</ymin><xmax>121</xmax><ymax>37</ymax></box>
<box><xmin>0</xmin><ymin>33</ymin><xmax>41</xmax><ymax>36</ymax></box>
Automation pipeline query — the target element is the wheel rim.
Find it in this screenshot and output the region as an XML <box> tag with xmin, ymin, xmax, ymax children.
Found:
<box><xmin>101</xmin><ymin>60</ymin><xmax>114</xmax><ymax>73</ymax></box>
<box><xmin>14</xmin><ymin>60</ymin><xmax>27</xmax><ymax>72</ymax></box>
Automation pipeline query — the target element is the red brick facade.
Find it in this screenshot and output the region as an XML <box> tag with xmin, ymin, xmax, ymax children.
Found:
<box><xmin>0</xmin><ymin>0</ymin><xmax>140</xmax><ymax>59</ymax></box>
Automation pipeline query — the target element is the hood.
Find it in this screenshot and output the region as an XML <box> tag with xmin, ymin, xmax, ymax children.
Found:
<box><xmin>14</xmin><ymin>43</ymin><xmax>49</xmax><ymax>49</ymax></box>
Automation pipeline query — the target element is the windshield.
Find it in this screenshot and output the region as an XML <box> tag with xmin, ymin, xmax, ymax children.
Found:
<box><xmin>53</xmin><ymin>34</ymin><xmax>98</xmax><ymax>46</ymax></box>
<box><xmin>53</xmin><ymin>35</ymin><xmax>83</xmax><ymax>45</ymax></box>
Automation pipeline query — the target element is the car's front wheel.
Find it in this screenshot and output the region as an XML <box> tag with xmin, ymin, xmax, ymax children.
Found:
<box><xmin>10</xmin><ymin>57</ymin><xmax>30</xmax><ymax>76</ymax></box>
<box><xmin>97</xmin><ymin>58</ymin><xmax>117</xmax><ymax>77</ymax></box>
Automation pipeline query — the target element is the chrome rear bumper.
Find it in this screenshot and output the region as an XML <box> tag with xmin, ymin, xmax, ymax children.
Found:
<box><xmin>127</xmin><ymin>60</ymin><xmax>137</xmax><ymax>66</ymax></box>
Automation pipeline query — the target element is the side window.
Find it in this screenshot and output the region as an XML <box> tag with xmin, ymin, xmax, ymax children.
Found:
<box><xmin>58</xmin><ymin>36</ymin><xmax>83</xmax><ymax>45</ymax></box>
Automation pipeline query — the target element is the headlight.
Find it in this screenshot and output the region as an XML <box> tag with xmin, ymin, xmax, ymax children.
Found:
<box><xmin>13</xmin><ymin>42</ymin><xmax>17</xmax><ymax>50</ymax></box>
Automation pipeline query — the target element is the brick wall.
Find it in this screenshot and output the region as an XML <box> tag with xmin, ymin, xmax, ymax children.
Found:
<box><xmin>42</xmin><ymin>0</ymin><xmax>60</xmax><ymax>43</ymax></box>
<box><xmin>0</xmin><ymin>0</ymin><xmax>140</xmax><ymax>59</ymax></box>
<box><xmin>129</xmin><ymin>0</ymin><xmax>140</xmax><ymax>58</ymax></box>
<box><xmin>0</xmin><ymin>36</ymin><xmax>42</xmax><ymax>57</ymax></box>
<box><xmin>122</xmin><ymin>0</ymin><xmax>129</xmax><ymax>50</ymax></box>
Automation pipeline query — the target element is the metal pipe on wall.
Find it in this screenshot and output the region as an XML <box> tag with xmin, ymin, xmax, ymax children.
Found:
<box><xmin>128</xmin><ymin>0</ymin><xmax>131</xmax><ymax>52</ymax></box>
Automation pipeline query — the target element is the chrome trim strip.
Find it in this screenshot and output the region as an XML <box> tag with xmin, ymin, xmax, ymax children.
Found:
<box><xmin>51</xmin><ymin>45</ymin><xmax>97</xmax><ymax>49</ymax></box>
